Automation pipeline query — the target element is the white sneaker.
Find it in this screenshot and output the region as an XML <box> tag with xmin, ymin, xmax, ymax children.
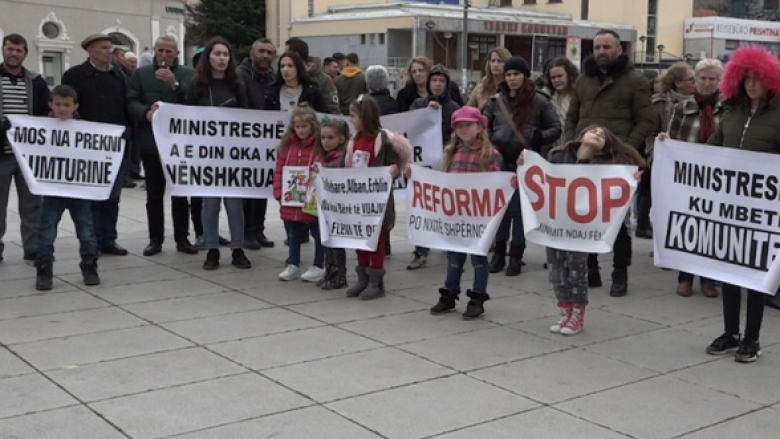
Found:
<box><xmin>279</xmin><ymin>265</ymin><xmax>301</xmax><ymax>281</ymax></box>
<box><xmin>301</xmin><ymin>266</ymin><xmax>326</xmax><ymax>282</ymax></box>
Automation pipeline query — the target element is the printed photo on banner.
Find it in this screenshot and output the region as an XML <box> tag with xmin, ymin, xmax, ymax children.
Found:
<box><xmin>652</xmin><ymin>139</ymin><xmax>780</xmax><ymax>295</ymax></box>
<box><xmin>152</xmin><ymin>102</ymin><xmax>282</xmax><ymax>198</ymax></box>
<box><xmin>303</xmin><ymin>171</ymin><xmax>319</xmax><ymax>217</ymax></box>
<box><xmin>405</xmin><ymin>165</ymin><xmax>514</xmax><ymax>256</ymax></box>
<box><xmin>7</xmin><ymin>115</ymin><xmax>125</xmax><ymax>200</ymax></box>
<box><xmin>316</xmin><ymin>166</ymin><xmax>393</xmax><ymax>251</ymax></box>
<box><xmin>281</xmin><ymin>166</ymin><xmax>309</xmax><ymax>207</ymax></box>
<box><xmin>517</xmin><ymin>150</ymin><xmax>638</xmax><ymax>253</ymax></box>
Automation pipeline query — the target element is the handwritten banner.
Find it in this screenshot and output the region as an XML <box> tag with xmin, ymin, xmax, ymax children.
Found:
<box><xmin>517</xmin><ymin>150</ymin><xmax>638</xmax><ymax>253</ymax></box>
<box><xmin>152</xmin><ymin>104</ymin><xmax>442</xmax><ymax>198</ymax></box>
<box><xmin>7</xmin><ymin>115</ymin><xmax>125</xmax><ymax>200</ymax></box>
<box><xmin>405</xmin><ymin>165</ymin><xmax>514</xmax><ymax>255</ymax></box>
<box><xmin>652</xmin><ymin>139</ymin><xmax>780</xmax><ymax>295</ymax></box>
<box><xmin>316</xmin><ymin>166</ymin><xmax>393</xmax><ymax>251</ymax></box>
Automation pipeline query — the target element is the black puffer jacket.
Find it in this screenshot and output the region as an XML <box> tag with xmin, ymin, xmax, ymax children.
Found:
<box><xmin>263</xmin><ymin>81</ymin><xmax>329</xmax><ymax>113</ymax></box>
<box><xmin>370</xmin><ymin>89</ymin><xmax>400</xmax><ymax>115</ymax></box>
<box><xmin>483</xmin><ymin>82</ymin><xmax>561</xmax><ymax>171</ymax></box>
<box><xmin>410</xmin><ymin>66</ymin><xmax>461</xmax><ymax>143</ymax></box>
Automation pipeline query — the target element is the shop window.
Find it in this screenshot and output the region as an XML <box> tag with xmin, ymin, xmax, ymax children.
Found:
<box><xmin>725</xmin><ymin>40</ymin><xmax>739</xmax><ymax>50</ymax></box>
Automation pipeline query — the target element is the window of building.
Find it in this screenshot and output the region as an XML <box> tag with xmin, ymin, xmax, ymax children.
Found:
<box><xmin>648</xmin><ymin>0</ymin><xmax>657</xmax><ymax>15</ymax></box>
<box><xmin>308</xmin><ymin>0</ymin><xmax>314</xmax><ymax>17</ymax></box>
<box><xmin>645</xmin><ymin>36</ymin><xmax>656</xmax><ymax>62</ymax></box>
<box><xmin>42</xmin><ymin>22</ymin><xmax>60</xmax><ymax>39</ymax></box>
<box><xmin>549</xmin><ymin>0</ymin><xmax>563</xmax><ymax>3</ymax></box>
<box><xmin>500</xmin><ymin>0</ymin><xmax>512</xmax><ymax>6</ymax></box>
<box><xmin>767</xmin><ymin>0</ymin><xmax>780</xmax><ymax>10</ymax></box>
<box><xmin>42</xmin><ymin>52</ymin><xmax>63</xmax><ymax>87</ymax></box>
<box><xmin>369</xmin><ymin>34</ymin><xmax>375</xmax><ymax>45</ymax></box>
<box><xmin>379</xmin><ymin>33</ymin><xmax>385</xmax><ymax>45</ymax></box>
<box><xmin>581</xmin><ymin>0</ymin><xmax>589</xmax><ymax>20</ymax></box>
<box><xmin>524</xmin><ymin>0</ymin><xmax>537</xmax><ymax>4</ymax></box>
<box><xmin>548</xmin><ymin>38</ymin><xmax>566</xmax><ymax>59</ymax></box>
<box><xmin>361</xmin><ymin>34</ymin><xmax>366</xmax><ymax>45</ymax></box>
<box><xmin>725</xmin><ymin>40</ymin><xmax>739</xmax><ymax>50</ymax></box>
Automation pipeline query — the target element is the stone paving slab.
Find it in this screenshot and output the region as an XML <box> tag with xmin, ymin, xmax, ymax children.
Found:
<box><xmin>1</xmin><ymin>186</ymin><xmax>779</xmax><ymax>438</ymax></box>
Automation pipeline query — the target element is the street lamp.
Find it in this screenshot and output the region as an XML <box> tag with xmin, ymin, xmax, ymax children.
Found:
<box><xmin>461</xmin><ymin>0</ymin><xmax>472</xmax><ymax>97</ymax></box>
<box><xmin>657</xmin><ymin>44</ymin><xmax>665</xmax><ymax>73</ymax></box>
<box><xmin>639</xmin><ymin>35</ymin><xmax>646</xmax><ymax>68</ymax></box>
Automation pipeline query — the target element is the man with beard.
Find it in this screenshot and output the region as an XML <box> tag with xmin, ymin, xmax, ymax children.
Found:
<box><xmin>564</xmin><ymin>29</ymin><xmax>654</xmax><ymax>298</ymax></box>
<box><xmin>127</xmin><ymin>35</ymin><xmax>198</xmax><ymax>256</ymax></box>
<box><xmin>0</xmin><ymin>33</ymin><xmax>49</xmax><ymax>263</ymax></box>
<box><xmin>237</xmin><ymin>37</ymin><xmax>276</xmax><ymax>250</ymax></box>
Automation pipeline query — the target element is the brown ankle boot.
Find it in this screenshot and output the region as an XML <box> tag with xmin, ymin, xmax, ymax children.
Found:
<box><xmin>677</xmin><ymin>281</ymin><xmax>693</xmax><ymax>297</ymax></box>
<box><xmin>700</xmin><ymin>280</ymin><xmax>718</xmax><ymax>298</ymax></box>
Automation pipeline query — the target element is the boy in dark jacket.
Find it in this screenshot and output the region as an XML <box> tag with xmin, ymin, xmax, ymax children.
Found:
<box><xmin>407</xmin><ymin>64</ymin><xmax>461</xmax><ymax>269</ymax></box>
<box><xmin>33</xmin><ymin>85</ymin><xmax>100</xmax><ymax>290</ymax></box>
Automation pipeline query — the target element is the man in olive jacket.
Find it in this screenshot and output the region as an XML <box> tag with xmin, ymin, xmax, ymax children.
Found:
<box><xmin>127</xmin><ymin>35</ymin><xmax>198</xmax><ymax>256</ymax></box>
<box><xmin>564</xmin><ymin>29</ymin><xmax>654</xmax><ymax>298</ymax></box>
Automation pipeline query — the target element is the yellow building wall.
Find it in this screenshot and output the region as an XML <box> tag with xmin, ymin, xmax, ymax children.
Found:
<box><xmin>290</xmin><ymin>17</ymin><xmax>415</xmax><ymax>38</ymax></box>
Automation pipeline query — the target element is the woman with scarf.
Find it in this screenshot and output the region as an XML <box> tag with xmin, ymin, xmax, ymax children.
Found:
<box><xmin>640</xmin><ymin>62</ymin><xmax>696</xmax><ymax>241</ymax></box>
<box><xmin>665</xmin><ymin>58</ymin><xmax>724</xmax><ymax>299</ymax></box>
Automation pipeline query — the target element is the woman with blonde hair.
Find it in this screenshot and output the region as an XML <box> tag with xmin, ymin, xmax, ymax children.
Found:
<box><xmin>396</xmin><ymin>56</ymin><xmax>464</xmax><ymax>111</ymax></box>
<box><xmin>467</xmin><ymin>47</ymin><xmax>512</xmax><ymax>110</ymax></box>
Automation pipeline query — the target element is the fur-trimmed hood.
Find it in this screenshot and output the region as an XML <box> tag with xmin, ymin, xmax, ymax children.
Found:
<box><xmin>720</xmin><ymin>47</ymin><xmax>780</xmax><ymax>101</ymax></box>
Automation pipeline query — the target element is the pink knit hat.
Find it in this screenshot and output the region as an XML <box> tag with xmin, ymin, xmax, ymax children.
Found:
<box><xmin>451</xmin><ymin>106</ymin><xmax>488</xmax><ymax>129</ymax></box>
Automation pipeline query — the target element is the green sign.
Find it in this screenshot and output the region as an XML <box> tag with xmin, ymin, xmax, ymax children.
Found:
<box><xmin>166</xmin><ymin>6</ymin><xmax>185</xmax><ymax>15</ymax></box>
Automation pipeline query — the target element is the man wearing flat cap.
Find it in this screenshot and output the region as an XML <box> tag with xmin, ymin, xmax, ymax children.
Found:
<box><xmin>61</xmin><ymin>33</ymin><xmax>131</xmax><ymax>256</ymax></box>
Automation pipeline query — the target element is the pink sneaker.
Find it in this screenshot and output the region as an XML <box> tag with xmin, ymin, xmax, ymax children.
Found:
<box><xmin>561</xmin><ymin>303</ymin><xmax>586</xmax><ymax>336</ymax></box>
<box><xmin>550</xmin><ymin>301</ymin><xmax>572</xmax><ymax>334</ymax></box>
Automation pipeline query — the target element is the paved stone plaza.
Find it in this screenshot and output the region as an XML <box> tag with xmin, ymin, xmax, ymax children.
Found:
<box><xmin>1</xmin><ymin>185</ymin><xmax>779</xmax><ymax>438</ymax></box>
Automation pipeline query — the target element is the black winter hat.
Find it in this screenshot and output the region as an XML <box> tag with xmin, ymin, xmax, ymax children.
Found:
<box><xmin>504</xmin><ymin>56</ymin><xmax>531</xmax><ymax>77</ymax></box>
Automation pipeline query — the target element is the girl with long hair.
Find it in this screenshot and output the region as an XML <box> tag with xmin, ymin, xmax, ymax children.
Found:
<box><xmin>467</xmin><ymin>47</ymin><xmax>512</xmax><ymax>110</ymax></box>
<box><xmin>273</xmin><ymin>107</ymin><xmax>325</xmax><ymax>282</ymax></box>
<box><xmin>522</xmin><ymin>125</ymin><xmax>644</xmax><ymax>335</ymax></box>
<box><xmin>405</xmin><ymin>106</ymin><xmax>505</xmax><ymax>320</ymax></box>
<box><xmin>185</xmin><ymin>37</ymin><xmax>251</xmax><ymax>271</ymax></box>
<box><xmin>341</xmin><ymin>95</ymin><xmax>411</xmax><ymax>300</ymax></box>
<box><xmin>483</xmin><ymin>56</ymin><xmax>561</xmax><ymax>276</ymax></box>
<box><xmin>264</xmin><ymin>51</ymin><xmax>329</xmax><ymax>113</ymax></box>
<box><xmin>543</xmin><ymin>56</ymin><xmax>579</xmax><ymax>155</ymax></box>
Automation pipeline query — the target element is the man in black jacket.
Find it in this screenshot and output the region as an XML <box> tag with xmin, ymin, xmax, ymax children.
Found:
<box><xmin>237</xmin><ymin>38</ymin><xmax>276</xmax><ymax>250</ymax></box>
<box><xmin>62</xmin><ymin>34</ymin><xmax>130</xmax><ymax>256</ymax></box>
<box><xmin>0</xmin><ymin>33</ymin><xmax>49</xmax><ymax>262</ymax></box>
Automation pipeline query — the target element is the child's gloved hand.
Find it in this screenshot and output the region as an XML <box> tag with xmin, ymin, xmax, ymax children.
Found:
<box><xmin>404</xmin><ymin>163</ymin><xmax>412</xmax><ymax>179</ymax></box>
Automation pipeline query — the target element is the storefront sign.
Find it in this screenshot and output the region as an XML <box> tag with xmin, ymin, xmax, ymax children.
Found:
<box><xmin>684</xmin><ymin>18</ymin><xmax>780</xmax><ymax>43</ymax></box>
<box><xmin>482</xmin><ymin>21</ymin><xmax>568</xmax><ymax>36</ymax></box>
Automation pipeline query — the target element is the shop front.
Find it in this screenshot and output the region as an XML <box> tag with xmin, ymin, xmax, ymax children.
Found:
<box><xmin>683</xmin><ymin>17</ymin><xmax>780</xmax><ymax>60</ymax></box>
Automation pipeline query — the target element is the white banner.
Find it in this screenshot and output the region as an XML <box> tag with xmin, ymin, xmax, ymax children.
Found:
<box><xmin>7</xmin><ymin>115</ymin><xmax>125</xmax><ymax>200</ymax></box>
<box><xmin>405</xmin><ymin>165</ymin><xmax>513</xmax><ymax>256</ymax></box>
<box><xmin>152</xmin><ymin>103</ymin><xmax>278</xmax><ymax>198</ymax></box>
<box><xmin>517</xmin><ymin>150</ymin><xmax>638</xmax><ymax>253</ymax></box>
<box><xmin>152</xmin><ymin>104</ymin><xmax>442</xmax><ymax>199</ymax></box>
<box><xmin>652</xmin><ymin>139</ymin><xmax>780</xmax><ymax>295</ymax></box>
<box><xmin>316</xmin><ymin>166</ymin><xmax>393</xmax><ymax>251</ymax></box>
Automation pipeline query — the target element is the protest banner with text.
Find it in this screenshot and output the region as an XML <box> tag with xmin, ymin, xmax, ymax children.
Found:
<box><xmin>405</xmin><ymin>165</ymin><xmax>514</xmax><ymax>255</ymax></box>
<box><xmin>152</xmin><ymin>104</ymin><xmax>442</xmax><ymax>199</ymax></box>
<box><xmin>316</xmin><ymin>166</ymin><xmax>393</xmax><ymax>251</ymax></box>
<box><xmin>152</xmin><ymin>103</ymin><xmax>281</xmax><ymax>198</ymax></box>
<box><xmin>652</xmin><ymin>139</ymin><xmax>780</xmax><ymax>295</ymax></box>
<box><xmin>517</xmin><ymin>150</ymin><xmax>638</xmax><ymax>253</ymax></box>
<box><xmin>7</xmin><ymin>115</ymin><xmax>125</xmax><ymax>200</ymax></box>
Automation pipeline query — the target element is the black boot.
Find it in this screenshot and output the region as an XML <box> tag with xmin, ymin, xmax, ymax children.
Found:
<box><xmin>79</xmin><ymin>260</ymin><xmax>100</xmax><ymax>286</ymax></box>
<box><xmin>766</xmin><ymin>293</ymin><xmax>780</xmax><ymax>310</ymax></box>
<box><xmin>587</xmin><ymin>254</ymin><xmax>602</xmax><ymax>288</ymax></box>
<box><xmin>489</xmin><ymin>240</ymin><xmax>506</xmax><ymax>273</ymax></box>
<box><xmin>505</xmin><ymin>244</ymin><xmax>524</xmax><ymax>277</ymax></box>
<box><xmin>610</xmin><ymin>268</ymin><xmax>628</xmax><ymax>297</ymax></box>
<box><xmin>430</xmin><ymin>288</ymin><xmax>459</xmax><ymax>315</ymax></box>
<box><xmin>36</xmin><ymin>264</ymin><xmax>53</xmax><ymax>291</ymax></box>
<box><xmin>462</xmin><ymin>290</ymin><xmax>490</xmax><ymax>320</ymax></box>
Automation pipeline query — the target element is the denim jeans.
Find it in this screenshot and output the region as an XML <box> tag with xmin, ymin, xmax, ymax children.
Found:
<box><xmin>495</xmin><ymin>190</ymin><xmax>525</xmax><ymax>246</ymax></box>
<box><xmin>92</xmin><ymin>161</ymin><xmax>124</xmax><ymax>247</ymax></box>
<box><xmin>286</xmin><ymin>221</ymin><xmax>323</xmax><ymax>268</ymax></box>
<box><xmin>445</xmin><ymin>251</ymin><xmax>489</xmax><ymax>293</ymax></box>
<box><xmin>35</xmin><ymin>196</ymin><xmax>97</xmax><ymax>265</ymax></box>
<box><xmin>202</xmin><ymin>197</ymin><xmax>244</xmax><ymax>249</ymax></box>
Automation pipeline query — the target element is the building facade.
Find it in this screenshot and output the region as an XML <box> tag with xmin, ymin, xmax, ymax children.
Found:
<box><xmin>684</xmin><ymin>16</ymin><xmax>780</xmax><ymax>59</ymax></box>
<box><xmin>0</xmin><ymin>0</ymin><xmax>187</xmax><ymax>86</ymax></box>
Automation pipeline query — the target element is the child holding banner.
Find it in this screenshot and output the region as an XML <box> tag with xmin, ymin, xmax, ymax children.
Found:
<box><xmin>524</xmin><ymin>125</ymin><xmax>644</xmax><ymax>335</ymax></box>
<box><xmin>342</xmin><ymin>95</ymin><xmax>411</xmax><ymax>300</ymax></box>
<box><xmin>405</xmin><ymin>106</ymin><xmax>505</xmax><ymax>319</ymax></box>
<box><xmin>274</xmin><ymin>107</ymin><xmax>325</xmax><ymax>282</ymax></box>
<box><xmin>33</xmin><ymin>85</ymin><xmax>100</xmax><ymax>290</ymax></box>
<box><xmin>315</xmin><ymin>117</ymin><xmax>350</xmax><ymax>290</ymax></box>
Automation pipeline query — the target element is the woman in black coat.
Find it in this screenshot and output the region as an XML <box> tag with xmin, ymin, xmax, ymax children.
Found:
<box><xmin>366</xmin><ymin>65</ymin><xmax>399</xmax><ymax>115</ymax></box>
<box><xmin>264</xmin><ymin>51</ymin><xmax>329</xmax><ymax>113</ymax></box>
<box><xmin>396</xmin><ymin>56</ymin><xmax>464</xmax><ymax>112</ymax></box>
